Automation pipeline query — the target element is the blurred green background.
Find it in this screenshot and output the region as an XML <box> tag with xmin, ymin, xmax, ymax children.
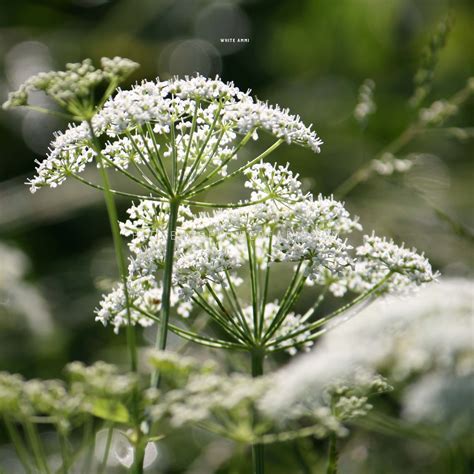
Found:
<box><xmin>0</xmin><ymin>0</ymin><xmax>473</xmax><ymax>472</ymax></box>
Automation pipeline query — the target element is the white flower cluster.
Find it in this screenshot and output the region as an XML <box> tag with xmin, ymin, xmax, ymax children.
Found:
<box><xmin>0</xmin><ymin>361</ymin><xmax>138</xmax><ymax>431</ymax></box>
<box><xmin>241</xmin><ymin>302</ymin><xmax>314</xmax><ymax>354</ymax></box>
<box><xmin>221</xmin><ymin>100</ymin><xmax>323</xmax><ymax>152</ymax></box>
<box><xmin>272</xmin><ymin>229</ymin><xmax>352</xmax><ymax>284</ymax></box>
<box><xmin>354</xmin><ymin>79</ymin><xmax>376</xmax><ymax>123</ymax></box>
<box><xmin>97</xmin><ymin>170</ymin><xmax>434</xmax><ymax>356</ymax></box>
<box><xmin>66</xmin><ymin>361</ymin><xmax>138</xmax><ymax>398</ymax></box>
<box><xmin>96</xmin><ymin>275</ymin><xmax>191</xmax><ymax>334</ymax></box>
<box><xmin>419</xmin><ymin>99</ymin><xmax>458</xmax><ymax>126</ymax></box>
<box><xmin>313</xmin><ymin>278</ymin><xmax>473</xmax><ymax>438</ymax></box>
<box><xmin>339</xmin><ymin>233</ymin><xmax>437</xmax><ymax>295</ymax></box>
<box><xmin>262</xmin><ymin>350</ymin><xmax>391</xmax><ymax>424</ymax></box>
<box><xmin>119</xmin><ymin>201</ymin><xmax>192</xmax><ymax>253</ymax></box>
<box><xmin>152</xmin><ymin>371</ymin><xmax>269</xmax><ymax>431</ymax></box>
<box><xmin>371</xmin><ymin>152</ymin><xmax>414</xmax><ymax>176</ymax></box>
<box><xmin>244</xmin><ymin>162</ymin><xmax>304</xmax><ymax>201</ymax></box>
<box><xmin>24</xmin><ymin>74</ymin><xmax>322</xmax><ymax>194</ymax></box>
<box><xmin>147</xmin><ymin>350</ymin><xmax>343</xmax><ymax>441</ymax></box>
<box><xmin>2</xmin><ymin>57</ymin><xmax>138</xmax><ymax>110</ymax></box>
<box><xmin>27</xmin><ymin>122</ymin><xmax>94</xmax><ymax>193</ymax></box>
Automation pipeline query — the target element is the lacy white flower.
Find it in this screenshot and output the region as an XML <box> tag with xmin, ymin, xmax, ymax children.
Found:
<box><xmin>315</xmin><ymin>278</ymin><xmax>473</xmax><ymax>379</ymax></box>
<box><xmin>96</xmin><ymin>275</ymin><xmax>191</xmax><ymax>334</ymax></box>
<box><xmin>147</xmin><ymin>350</ymin><xmax>343</xmax><ymax>442</ymax></box>
<box><xmin>20</xmin><ymin>74</ymin><xmax>322</xmax><ymax>197</ymax></box>
<box><xmin>312</xmin><ymin>278</ymin><xmax>473</xmax><ymax>439</ymax></box>
<box><xmin>262</xmin><ymin>350</ymin><xmax>390</xmax><ymax>422</ymax></box>
<box><xmin>97</xmin><ymin>185</ymin><xmax>434</xmax><ymax>356</ymax></box>
<box><xmin>244</xmin><ymin>162</ymin><xmax>305</xmax><ymax>201</ymax></box>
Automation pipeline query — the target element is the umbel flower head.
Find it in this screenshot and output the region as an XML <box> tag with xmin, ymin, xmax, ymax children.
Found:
<box><xmin>5</xmin><ymin>63</ymin><xmax>322</xmax><ymax>200</ymax></box>
<box><xmin>2</xmin><ymin>57</ymin><xmax>139</xmax><ymax>113</ymax></box>
<box><xmin>96</xmin><ymin>164</ymin><xmax>436</xmax><ymax>354</ymax></box>
<box><xmin>146</xmin><ymin>350</ymin><xmax>386</xmax><ymax>443</ymax></box>
<box><xmin>312</xmin><ymin>278</ymin><xmax>473</xmax><ymax>440</ymax></box>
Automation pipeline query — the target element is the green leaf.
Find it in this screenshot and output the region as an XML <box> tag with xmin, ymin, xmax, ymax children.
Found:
<box><xmin>89</xmin><ymin>397</ymin><xmax>130</xmax><ymax>423</ymax></box>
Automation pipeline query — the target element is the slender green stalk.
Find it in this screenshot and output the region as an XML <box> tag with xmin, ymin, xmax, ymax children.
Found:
<box><xmin>132</xmin><ymin>304</ymin><xmax>244</xmax><ymax>349</ymax></box>
<box><xmin>186</xmin><ymin>139</ymin><xmax>284</xmax><ymax>198</ymax></box>
<box><xmin>58</xmin><ymin>431</ymin><xmax>70</xmax><ymax>474</ymax></box>
<box><xmin>3</xmin><ymin>417</ymin><xmax>33</xmax><ymax>473</ymax></box>
<box><xmin>70</xmin><ymin>172</ymin><xmax>167</xmax><ymax>202</ymax></box>
<box><xmin>151</xmin><ymin>199</ymin><xmax>180</xmax><ymax>388</ymax></box>
<box><xmin>251</xmin><ymin>350</ymin><xmax>265</xmax><ymax>474</ymax></box>
<box><xmin>24</xmin><ymin>420</ymin><xmax>51</xmax><ymax>474</ymax></box>
<box><xmin>87</xmin><ymin>121</ymin><xmax>144</xmax><ymax>472</ymax></box>
<box><xmin>246</xmin><ymin>233</ymin><xmax>260</xmax><ymax>340</ymax></box>
<box><xmin>97</xmin><ymin>425</ymin><xmax>114</xmax><ymax>474</ymax></box>
<box><xmin>327</xmin><ymin>399</ymin><xmax>338</xmax><ymax>474</ymax></box>
<box><xmin>132</xmin><ymin>440</ymin><xmax>146</xmax><ymax>474</ymax></box>
<box><xmin>326</xmin><ymin>432</ymin><xmax>338</xmax><ymax>474</ymax></box>
<box><xmin>87</xmin><ymin>122</ymin><xmax>138</xmax><ymax>374</ymax></box>
<box><xmin>81</xmin><ymin>417</ymin><xmax>94</xmax><ymax>474</ymax></box>
<box><xmin>259</xmin><ymin>233</ymin><xmax>273</xmax><ymax>339</ymax></box>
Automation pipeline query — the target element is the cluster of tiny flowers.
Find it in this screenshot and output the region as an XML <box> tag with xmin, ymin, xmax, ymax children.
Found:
<box><xmin>221</xmin><ymin>100</ymin><xmax>323</xmax><ymax>152</ymax></box>
<box><xmin>244</xmin><ymin>162</ymin><xmax>305</xmax><ymax>201</ymax></box>
<box><xmin>22</xmin><ymin>73</ymin><xmax>322</xmax><ymax>193</ymax></box>
<box><xmin>95</xmin><ymin>275</ymin><xmax>191</xmax><ymax>333</ymax></box>
<box><xmin>343</xmin><ymin>233</ymin><xmax>436</xmax><ymax>294</ymax></box>
<box><xmin>119</xmin><ymin>201</ymin><xmax>192</xmax><ymax>253</ymax></box>
<box><xmin>147</xmin><ymin>350</ymin><xmax>344</xmax><ymax>442</ymax></box>
<box><xmin>354</xmin><ymin>79</ymin><xmax>376</xmax><ymax>123</ymax></box>
<box><xmin>151</xmin><ymin>371</ymin><xmax>269</xmax><ymax>432</ymax></box>
<box><xmin>0</xmin><ymin>361</ymin><xmax>143</xmax><ymax>434</ymax></box>
<box><xmin>97</xmin><ymin>169</ymin><xmax>434</xmax><ymax>348</ymax></box>
<box><xmin>261</xmin><ymin>350</ymin><xmax>390</xmax><ymax>427</ymax></box>
<box><xmin>272</xmin><ymin>229</ymin><xmax>352</xmax><ymax>284</ymax></box>
<box><xmin>0</xmin><ymin>373</ymin><xmax>80</xmax><ymax>433</ymax></box>
<box><xmin>66</xmin><ymin>361</ymin><xmax>138</xmax><ymax>398</ymax></box>
<box><xmin>27</xmin><ymin>122</ymin><xmax>94</xmax><ymax>193</ymax></box>
<box><xmin>148</xmin><ymin>350</ymin><xmax>216</xmax><ymax>380</ymax></box>
<box><xmin>314</xmin><ymin>278</ymin><xmax>473</xmax><ymax>439</ymax></box>
<box><xmin>241</xmin><ymin>302</ymin><xmax>314</xmax><ymax>354</ymax></box>
<box><xmin>371</xmin><ymin>152</ymin><xmax>414</xmax><ymax>176</ymax></box>
<box><xmin>3</xmin><ymin>57</ymin><xmax>138</xmax><ymax>110</ymax></box>
<box><xmin>318</xmin><ymin>278</ymin><xmax>473</xmax><ymax>379</ymax></box>
<box><xmin>419</xmin><ymin>99</ymin><xmax>458</xmax><ymax>126</ymax></box>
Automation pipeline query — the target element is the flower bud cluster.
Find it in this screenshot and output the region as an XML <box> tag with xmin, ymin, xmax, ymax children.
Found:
<box><xmin>3</xmin><ymin>57</ymin><xmax>138</xmax><ymax>110</ymax></box>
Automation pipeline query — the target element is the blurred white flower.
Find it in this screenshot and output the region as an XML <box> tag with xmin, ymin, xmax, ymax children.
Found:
<box><xmin>0</xmin><ymin>242</ymin><xmax>53</xmax><ymax>336</ymax></box>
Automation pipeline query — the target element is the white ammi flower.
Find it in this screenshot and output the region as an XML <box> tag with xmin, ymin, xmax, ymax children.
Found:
<box><xmin>310</xmin><ymin>278</ymin><xmax>473</xmax><ymax>438</ymax></box>
<box><xmin>23</xmin><ymin>75</ymin><xmax>322</xmax><ymax>197</ymax></box>
<box><xmin>97</xmin><ymin>169</ymin><xmax>435</xmax><ymax>354</ymax></box>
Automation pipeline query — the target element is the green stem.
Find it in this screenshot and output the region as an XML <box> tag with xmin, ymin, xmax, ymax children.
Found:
<box><xmin>132</xmin><ymin>440</ymin><xmax>146</xmax><ymax>474</ymax></box>
<box><xmin>334</xmin><ymin>125</ymin><xmax>418</xmax><ymax>198</ymax></box>
<box><xmin>87</xmin><ymin>122</ymin><xmax>143</xmax><ymax>471</ymax></box>
<box><xmin>87</xmin><ymin>122</ymin><xmax>138</xmax><ymax>374</ymax></box>
<box><xmin>151</xmin><ymin>199</ymin><xmax>180</xmax><ymax>387</ymax></box>
<box><xmin>326</xmin><ymin>432</ymin><xmax>338</xmax><ymax>474</ymax></box>
<box><xmin>98</xmin><ymin>425</ymin><xmax>114</xmax><ymax>474</ymax></box>
<box><xmin>3</xmin><ymin>417</ymin><xmax>32</xmax><ymax>473</ymax></box>
<box><xmin>24</xmin><ymin>421</ymin><xmax>51</xmax><ymax>474</ymax></box>
<box><xmin>251</xmin><ymin>350</ymin><xmax>265</xmax><ymax>474</ymax></box>
<box><xmin>81</xmin><ymin>417</ymin><xmax>94</xmax><ymax>474</ymax></box>
<box><xmin>186</xmin><ymin>139</ymin><xmax>284</xmax><ymax>198</ymax></box>
<box><xmin>58</xmin><ymin>431</ymin><xmax>70</xmax><ymax>474</ymax></box>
